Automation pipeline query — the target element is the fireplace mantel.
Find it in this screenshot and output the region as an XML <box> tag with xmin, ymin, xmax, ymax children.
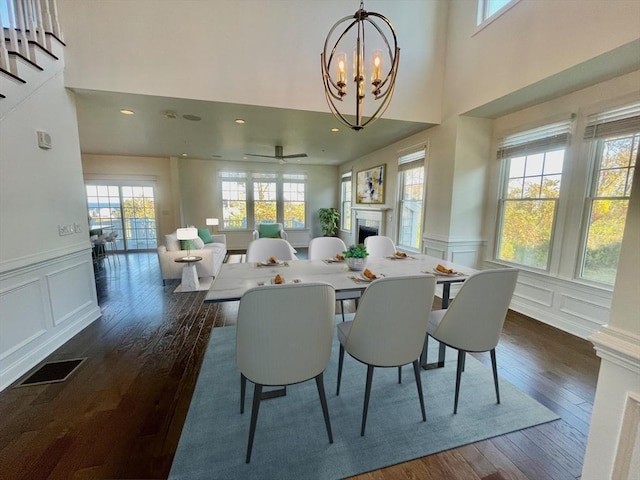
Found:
<box><xmin>351</xmin><ymin>207</ymin><xmax>392</xmax><ymax>239</ymax></box>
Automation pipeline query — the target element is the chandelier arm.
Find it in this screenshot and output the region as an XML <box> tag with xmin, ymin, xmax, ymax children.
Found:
<box><xmin>322</xmin><ymin>18</ymin><xmax>360</xmax><ymax>96</ymax></box>
<box><xmin>360</xmin><ymin>78</ymin><xmax>397</xmax><ymax>129</ymax></box>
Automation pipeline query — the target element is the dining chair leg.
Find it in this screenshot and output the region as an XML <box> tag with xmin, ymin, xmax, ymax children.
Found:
<box><xmin>361</xmin><ymin>365</ymin><xmax>374</xmax><ymax>436</ymax></box>
<box><xmin>491</xmin><ymin>348</ymin><xmax>501</xmax><ymax>405</ymax></box>
<box><xmin>246</xmin><ymin>383</ymin><xmax>263</xmax><ymax>463</ymax></box>
<box><xmin>398</xmin><ymin>365</ymin><xmax>402</xmax><ymax>384</ymax></box>
<box><xmin>315</xmin><ymin>372</ymin><xmax>334</xmax><ymax>443</ymax></box>
<box><xmin>454</xmin><ymin>350</ymin><xmax>465</xmax><ymax>414</ymax></box>
<box><xmin>240</xmin><ymin>374</ymin><xmax>246</xmax><ymax>414</ymax></box>
<box><xmin>412</xmin><ymin>359</ymin><xmax>426</xmax><ymax>421</ymax></box>
<box><xmin>340</xmin><ymin>299</ymin><xmax>345</xmax><ymax>322</ymax></box>
<box><xmin>337</xmin><ymin>344</ymin><xmax>345</xmax><ymax>395</ymax></box>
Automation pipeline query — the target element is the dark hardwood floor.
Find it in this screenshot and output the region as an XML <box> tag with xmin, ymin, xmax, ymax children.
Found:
<box><xmin>0</xmin><ymin>252</ymin><xmax>600</xmax><ymax>479</ymax></box>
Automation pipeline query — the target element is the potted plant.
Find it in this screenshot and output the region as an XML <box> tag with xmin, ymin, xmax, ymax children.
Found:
<box><xmin>343</xmin><ymin>243</ymin><xmax>369</xmax><ymax>271</ymax></box>
<box><xmin>318</xmin><ymin>207</ymin><xmax>340</xmax><ymax>236</ymax></box>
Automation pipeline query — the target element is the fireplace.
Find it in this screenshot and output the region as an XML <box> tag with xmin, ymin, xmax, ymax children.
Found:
<box><xmin>352</xmin><ymin>207</ymin><xmax>390</xmax><ymax>244</ymax></box>
<box><xmin>358</xmin><ymin>225</ymin><xmax>379</xmax><ymax>244</ymax></box>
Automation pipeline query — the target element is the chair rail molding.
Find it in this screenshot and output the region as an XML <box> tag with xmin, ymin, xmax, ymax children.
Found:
<box><xmin>422</xmin><ymin>234</ymin><xmax>486</xmax><ymax>268</ymax></box>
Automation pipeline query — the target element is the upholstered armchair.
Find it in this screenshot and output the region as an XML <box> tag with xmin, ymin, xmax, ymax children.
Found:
<box><xmin>252</xmin><ymin>222</ymin><xmax>288</xmax><ymax>241</ymax></box>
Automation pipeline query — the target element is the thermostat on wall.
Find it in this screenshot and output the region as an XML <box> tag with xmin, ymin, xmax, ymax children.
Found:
<box><xmin>37</xmin><ymin>131</ymin><xmax>52</xmax><ymax>149</ymax></box>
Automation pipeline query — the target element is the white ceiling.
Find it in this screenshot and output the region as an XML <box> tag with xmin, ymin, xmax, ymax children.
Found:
<box><xmin>71</xmin><ymin>89</ymin><xmax>433</xmax><ymax>167</ymax></box>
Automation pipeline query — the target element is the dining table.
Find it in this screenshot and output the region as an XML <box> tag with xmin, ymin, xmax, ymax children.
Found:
<box><xmin>204</xmin><ymin>253</ymin><xmax>478</xmax><ymax>369</ymax></box>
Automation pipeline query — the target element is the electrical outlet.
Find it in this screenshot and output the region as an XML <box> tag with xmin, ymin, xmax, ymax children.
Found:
<box><xmin>74</xmin><ymin>223</ymin><xmax>82</xmax><ymax>233</ymax></box>
<box><xmin>58</xmin><ymin>224</ymin><xmax>74</xmax><ymax>236</ymax></box>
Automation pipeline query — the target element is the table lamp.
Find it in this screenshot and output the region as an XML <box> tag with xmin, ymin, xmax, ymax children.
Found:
<box><xmin>206</xmin><ymin>217</ymin><xmax>219</xmax><ymax>233</ymax></box>
<box><xmin>176</xmin><ymin>227</ymin><xmax>198</xmax><ymax>260</ymax></box>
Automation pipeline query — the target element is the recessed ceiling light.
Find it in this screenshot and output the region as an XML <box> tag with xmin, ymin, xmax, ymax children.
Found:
<box><xmin>235</xmin><ymin>119</ymin><xmax>246</xmax><ymax>124</ymax></box>
<box><xmin>181</xmin><ymin>153</ymin><xmax>188</xmax><ymax>157</ymax></box>
<box><xmin>120</xmin><ymin>109</ymin><xmax>135</xmax><ymax>115</ymax></box>
<box><xmin>331</xmin><ymin>127</ymin><xmax>339</xmax><ymax>132</ymax></box>
<box><xmin>164</xmin><ymin>111</ymin><xmax>178</xmax><ymax>119</ymax></box>
<box><xmin>183</xmin><ymin>114</ymin><xmax>201</xmax><ymax>121</ymax></box>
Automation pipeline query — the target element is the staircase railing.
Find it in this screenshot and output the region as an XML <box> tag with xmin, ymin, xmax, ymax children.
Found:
<box><xmin>0</xmin><ymin>0</ymin><xmax>63</xmax><ymax>75</ymax></box>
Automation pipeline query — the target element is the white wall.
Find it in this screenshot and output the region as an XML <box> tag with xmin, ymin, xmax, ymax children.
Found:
<box><xmin>56</xmin><ymin>0</ymin><xmax>447</xmax><ymax>124</ymax></box>
<box><xmin>0</xmin><ymin>69</ymin><xmax>100</xmax><ymax>391</ymax></box>
<box><xmin>176</xmin><ymin>158</ymin><xmax>338</xmax><ymax>249</ymax></box>
<box><xmin>444</xmin><ymin>0</ymin><xmax>640</xmax><ymax>117</ymax></box>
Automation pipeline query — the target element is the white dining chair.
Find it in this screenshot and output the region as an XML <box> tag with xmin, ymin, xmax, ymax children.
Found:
<box><xmin>245</xmin><ymin>238</ymin><xmax>298</xmax><ymax>263</ymax></box>
<box><xmin>364</xmin><ymin>235</ymin><xmax>396</xmax><ymax>258</ymax></box>
<box><xmin>336</xmin><ymin>274</ymin><xmax>437</xmax><ymax>435</ymax></box>
<box><xmin>236</xmin><ymin>282</ymin><xmax>336</xmax><ymax>462</ymax></box>
<box><xmin>308</xmin><ymin>237</ymin><xmax>354</xmax><ymax>321</ymax></box>
<box><xmin>308</xmin><ymin>236</ymin><xmax>347</xmax><ymax>260</ymax></box>
<box><xmin>427</xmin><ymin>268</ymin><xmax>519</xmax><ymax>414</ymax></box>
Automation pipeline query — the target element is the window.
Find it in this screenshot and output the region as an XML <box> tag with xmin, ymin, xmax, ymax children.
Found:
<box><xmin>86</xmin><ymin>183</ymin><xmax>157</xmax><ymax>250</ymax></box>
<box><xmin>221</xmin><ymin>172</ymin><xmax>248</xmax><ymax>229</ymax></box>
<box><xmin>397</xmin><ymin>151</ymin><xmax>425</xmax><ymax>251</ymax></box>
<box><xmin>579</xmin><ymin>103</ymin><xmax>639</xmax><ymax>285</ymax></box>
<box><xmin>477</xmin><ymin>0</ymin><xmax>518</xmax><ymax>26</ymax></box>
<box><xmin>340</xmin><ymin>172</ymin><xmax>352</xmax><ymax>231</ymax></box>
<box><xmin>495</xmin><ymin>121</ymin><xmax>571</xmax><ymax>270</ymax></box>
<box><xmin>219</xmin><ymin>171</ymin><xmax>307</xmax><ymax>230</ymax></box>
<box><xmin>253</xmin><ymin>174</ymin><xmax>277</xmax><ymax>224</ymax></box>
<box><xmin>283</xmin><ymin>174</ymin><xmax>306</xmax><ymax>229</ymax></box>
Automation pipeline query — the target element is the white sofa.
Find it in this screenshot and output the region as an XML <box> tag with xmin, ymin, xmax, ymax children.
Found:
<box><xmin>157</xmin><ymin>231</ymin><xmax>227</xmax><ymax>284</ymax></box>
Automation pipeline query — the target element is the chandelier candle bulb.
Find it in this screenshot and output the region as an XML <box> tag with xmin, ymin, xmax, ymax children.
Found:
<box><xmin>337</xmin><ymin>52</ymin><xmax>347</xmax><ymax>87</ymax></box>
<box><xmin>372</xmin><ymin>49</ymin><xmax>383</xmax><ymax>85</ymax></box>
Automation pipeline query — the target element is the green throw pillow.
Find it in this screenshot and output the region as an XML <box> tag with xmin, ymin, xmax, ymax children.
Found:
<box><xmin>197</xmin><ymin>228</ymin><xmax>214</xmax><ymax>244</ymax></box>
<box><xmin>259</xmin><ymin>223</ymin><xmax>281</xmax><ymax>238</ymax></box>
<box><xmin>180</xmin><ymin>239</ymin><xmax>197</xmax><ymax>251</ymax></box>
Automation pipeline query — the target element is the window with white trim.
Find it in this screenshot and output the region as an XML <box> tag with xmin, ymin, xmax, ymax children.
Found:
<box><xmin>477</xmin><ymin>0</ymin><xmax>517</xmax><ymax>25</ymax></box>
<box><xmin>219</xmin><ymin>171</ymin><xmax>307</xmax><ymax>230</ymax></box>
<box><xmin>397</xmin><ymin>151</ymin><xmax>425</xmax><ymax>251</ymax></box>
<box><xmin>340</xmin><ymin>172</ymin><xmax>352</xmax><ymax>231</ymax></box>
<box><xmin>578</xmin><ymin>103</ymin><xmax>639</xmax><ymax>285</ymax></box>
<box><xmin>495</xmin><ymin>121</ymin><xmax>571</xmax><ymax>270</ymax></box>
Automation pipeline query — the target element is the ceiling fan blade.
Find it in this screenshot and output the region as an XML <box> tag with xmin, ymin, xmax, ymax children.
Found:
<box><xmin>282</xmin><ymin>153</ymin><xmax>308</xmax><ymax>159</ymax></box>
<box><xmin>244</xmin><ymin>153</ymin><xmax>276</xmax><ymax>158</ymax></box>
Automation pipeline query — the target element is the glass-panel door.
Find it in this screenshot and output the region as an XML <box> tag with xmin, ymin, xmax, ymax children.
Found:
<box><xmin>86</xmin><ymin>184</ymin><xmax>157</xmax><ymax>251</ymax></box>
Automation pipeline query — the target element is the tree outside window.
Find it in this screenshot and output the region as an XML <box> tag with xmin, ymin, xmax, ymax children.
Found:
<box><xmin>580</xmin><ymin>133</ymin><xmax>637</xmax><ymax>284</ymax></box>
<box><xmin>497</xmin><ymin>149</ymin><xmax>564</xmax><ymax>269</ymax></box>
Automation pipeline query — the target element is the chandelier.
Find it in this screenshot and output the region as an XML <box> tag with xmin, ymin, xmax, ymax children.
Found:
<box><xmin>321</xmin><ymin>1</ymin><xmax>400</xmax><ymax>131</ymax></box>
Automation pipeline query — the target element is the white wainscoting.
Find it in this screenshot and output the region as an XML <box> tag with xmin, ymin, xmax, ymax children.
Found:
<box><xmin>484</xmin><ymin>260</ymin><xmax>613</xmax><ymax>339</ymax></box>
<box><xmin>422</xmin><ymin>235</ymin><xmax>486</xmax><ymax>301</ymax></box>
<box><xmin>0</xmin><ymin>249</ymin><xmax>101</xmax><ymax>391</ymax></box>
<box><xmin>423</xmin><ymin>234</ymin><xmax>613</xmax><ymax>339</ymax></box>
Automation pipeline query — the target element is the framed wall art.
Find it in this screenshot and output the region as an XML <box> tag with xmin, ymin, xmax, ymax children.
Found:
<box><xmin>356</xmin><ymin>164</ymin><xmax>385</xmax><ymax>204</ymax></box>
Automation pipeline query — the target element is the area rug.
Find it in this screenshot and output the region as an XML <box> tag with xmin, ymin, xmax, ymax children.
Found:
<box><xmin>169</xmin><ymin>323</ymin><xmax>558</xmax><ymax>480</ymax></box>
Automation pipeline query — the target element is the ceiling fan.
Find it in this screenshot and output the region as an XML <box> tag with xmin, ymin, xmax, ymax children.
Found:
<box><xmin>244</xmin><ymin>145</ymin><xmax>308</xmax><ymax>164</ymax></box>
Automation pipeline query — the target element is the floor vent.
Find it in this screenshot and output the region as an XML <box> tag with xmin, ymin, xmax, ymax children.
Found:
<box><xmin>17</xmin><ymin>358</ymin><xmax>86</xmax><ymax>387</ymax></box>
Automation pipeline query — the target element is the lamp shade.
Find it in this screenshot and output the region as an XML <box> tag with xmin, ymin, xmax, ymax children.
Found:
<box><xmin>206</xmin><ymin>218</ymin><xmax>219</xmax><ymax>226</ymax></box>
<box><xmin>176</xmin><ymin>227</ymin><xmax>198</xmax><ymax>240</ymax></box>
